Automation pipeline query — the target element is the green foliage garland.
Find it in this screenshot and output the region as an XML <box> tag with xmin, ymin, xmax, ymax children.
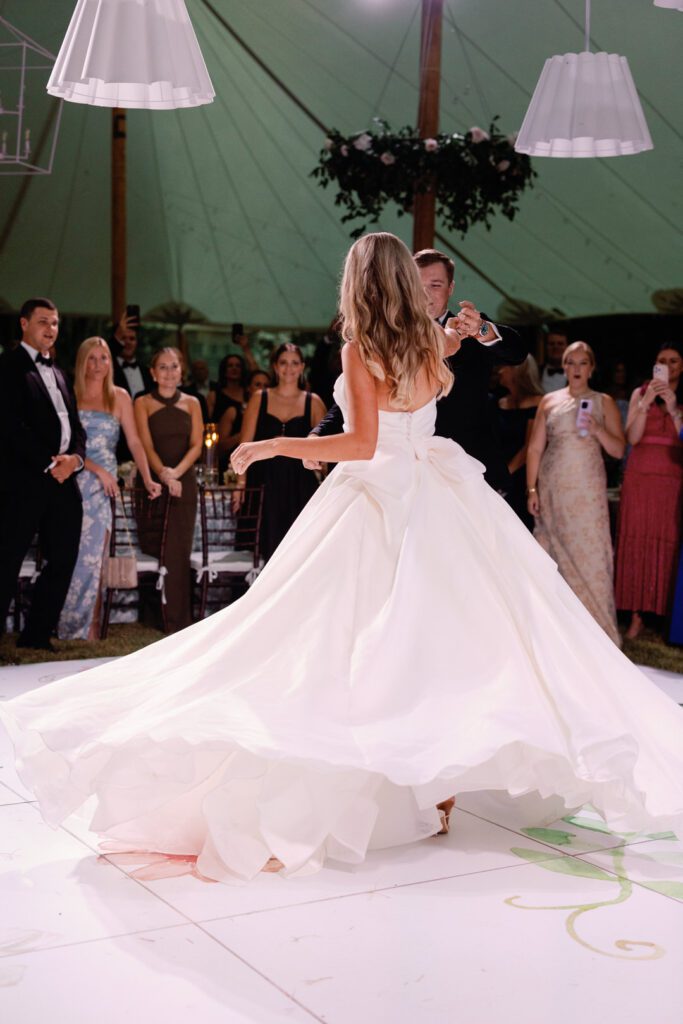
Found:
<box><xmin>312</xmin><ymin>119</ymin><xmax>535</xmax><ymax>238</ymax></box>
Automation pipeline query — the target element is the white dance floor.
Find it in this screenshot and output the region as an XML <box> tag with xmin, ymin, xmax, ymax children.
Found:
<box><xmin>1</xmin><ymin>659</ymin><xmax>682</xmax><ymax>1023</ymax></box>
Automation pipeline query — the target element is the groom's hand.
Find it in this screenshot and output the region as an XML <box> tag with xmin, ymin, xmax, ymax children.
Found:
<box><xmin>50</xmin><ymin>453</ymin><xmax>78</xmax><ymax>483</ymax></box>
<box><xmin>456</xmin><ymin>300</ymin><xmax>484</xmax><ymax>337</ymax></box>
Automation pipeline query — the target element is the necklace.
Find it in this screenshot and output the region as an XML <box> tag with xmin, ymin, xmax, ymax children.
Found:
<box><xmin>151</xmin><ymin>387</ymin><xmax>181</xmax><ymax>406</ymax></box>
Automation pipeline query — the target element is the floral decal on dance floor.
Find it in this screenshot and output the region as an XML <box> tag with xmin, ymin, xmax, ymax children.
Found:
<box><xmin>506</xmin><ymin>814</ymin><xmax>681</xmax><ymax>960</ymax></box>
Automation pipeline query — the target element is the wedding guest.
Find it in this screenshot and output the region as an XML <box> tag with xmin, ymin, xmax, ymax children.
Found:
<box><xmin>527</xmin><ymin>341</ymin><xmax>625</xmax><ymax>645</ymax></box>
<box><xmin>669</xmin><ymin>419</ymin><xmax>683</xmax><ymax>645</ymax></box>
<box><xmin>605</xmin><ymin>358</ymin><xmax>631</xmax><ymax>426</ymax></box>
<box><xmin>246</xmin><ymin>368</ymin><xmax>271</xmax><ymax>397</ymax></box>
<box><xmin>181</xmin><ymin>359</ymin><xmax>210</xmax><ymax>422</ymax></box>
<box><xmin>110</xmin><ymin>311</ymin><xmax>153</xmax><ymax>464</ymax></box>
<box><xmin>540</xmin><ymin>329</ymin><xmax>569</xmax><ymax>394</ymax></box>
<box><xmin>604</xmin><ymin>358</ymin><xmax>632</xmax><ymax>487</ymax></box>
<box><xmin>496</xmin><ymin>355</ymin><xmax>544</xmax><ymax>529</ymax></box>
<box><xmin>208</xmin><ymin>333</ymin><xmax>259</xmax><ymax>422</ymax></box>
<box><xmin>189</xmin><ymin>359</ymin><xmax>212</xmax><ymax>403</ymax></box>
<box><xmin>135</xmin><ymin>348</ymin><xmax>203</xmax><ymax>632</ymax></box>
<box><xmin>0</xmin><ymin>298</ymin><xmax>86</xmax><ymax>651</ymax></box>
<box><xmin>309</xmin><ymin>316</ymin><xmax>343</xmax><ymax>408</ymax></box>
<box><xmin>218</xmin><ymin>368</ymin><xmax>271</xmax><ymax>460</ymax></box>
<box><xmin>614</xmin><ymin>344</ymin><xmax>683</xmax><ymax>639</ymax></box>
<box><xmin>59</xmin><ymin>338</ymin><xmax>161</xmax><ymax>641</ymax></box>
<box><xmin>111</xmin><ymin>311</ymin><xmax>153</xmax><ymax>399</ymax></box>
<box><xmin>234</xmin><ymin>344</ymin><xmax>326</xmax><ymax>560</ymax></box>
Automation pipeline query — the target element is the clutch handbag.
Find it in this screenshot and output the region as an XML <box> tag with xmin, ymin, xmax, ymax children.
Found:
<box><xmin>104</xmin><ymin>494</ymin><xmax>138</xmax><ymax>589</ymax></box>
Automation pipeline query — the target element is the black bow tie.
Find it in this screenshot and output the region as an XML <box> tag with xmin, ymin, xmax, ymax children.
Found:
<box><xmin>122</xmin><ymin>360</ymin><xmax>138</xmax><ymax>370</ymax></box>
<box><xmin>546</xmin><ymin>367</ymin><xmax>564</xmax><ymax>376</ymax></box>
<box><xmin>36</xmin><ymin>353</ymin><xmax>53</xmax><ymax>367</ymax></box>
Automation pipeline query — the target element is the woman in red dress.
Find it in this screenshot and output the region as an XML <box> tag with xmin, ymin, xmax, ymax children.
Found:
<box><xmin>615</xmin><ymin>345</ymin><xmax>683</xmax><ymax>638</ymax></box>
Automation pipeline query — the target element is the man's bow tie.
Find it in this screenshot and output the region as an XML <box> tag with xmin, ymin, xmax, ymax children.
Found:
<box><xmin>546</xmin><ymin>366</ymin><xmax>565</xmax><ymax>376</ymax></box>
<box><xmin>122</xmin><ymin>360</ymin><xmax>138</xmax><ymax>369</ymax></box>
<box><xmin>36</xmin><ymin>353</ymin><xmax>53</xmax><ymax>367</ymax></box>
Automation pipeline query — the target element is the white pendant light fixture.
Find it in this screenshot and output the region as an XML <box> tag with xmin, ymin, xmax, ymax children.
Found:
<box><xmin>47</xmin><ymin>0</ymin><xmax>215</xmax><ymax>109</ymax></box>
<box><xmin>515</xmin><ymin>0</ymin><xmax>652</xmax><ymax>157</ymax></box>
<box><xmin>653</xmin><ymin>0</ymin><xmax>683</xmax><ymax>10</ymax></box>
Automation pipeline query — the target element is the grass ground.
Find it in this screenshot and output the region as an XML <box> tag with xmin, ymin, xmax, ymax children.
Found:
<box><xmin>2</xmin><ymin>623</ymin><xmax>683</xmax><ymax>674</ymax></box>
<box><xmin>622</xmin><ymin>625</ymin><xmax>683</xmax><ymax>674</ymax></box>
<box><xmin>0</xmin><ymin>623</ymin><xmax>164</xmax><ymax>666</ymax></box>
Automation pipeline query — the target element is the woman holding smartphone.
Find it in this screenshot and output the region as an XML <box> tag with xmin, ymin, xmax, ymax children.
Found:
<box><xmin>614</xmin><ymin>344</ymin><xmax>683</xmax><ymax>639</ymax></box>
<box><xmin>526</xmin><ymin>341</ymin><xmax>625</xmax><ymax>645</ymax></box>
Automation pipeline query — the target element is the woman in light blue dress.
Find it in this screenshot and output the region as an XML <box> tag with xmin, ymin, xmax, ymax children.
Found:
<box><xmin>60</xmin><ymin>338</ymin><xmax>160</xmax><ymax>640</ymax></box>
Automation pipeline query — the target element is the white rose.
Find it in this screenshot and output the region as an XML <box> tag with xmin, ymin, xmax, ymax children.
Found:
<box><xmin>340</xmin><ymin>144</ymin><xmax>349</xmax><ymax>157</ymax></box>
<box><xmin>353</xmin><ymin>133</ymin><xmax>373</xmax><ymax>152</ymax></box>
<box><xmin>324</xmin><ymin>137</ymin><xmax>334</xmax><ymax>151</ymax></box>
<box><xmin>507</xmin><ymin>132</ymin><xmax>518</xmax><ymax>147</ymax></box>
<box><xmin>380</xmin><ymin>151</ymin><xmax>396</xmax><ymax>165</ymax></box>
<box><xmin>469</xmin><ymin>126</ymin><xmax>490</xmax><ymax>144</ymax></box>
<box><xmin>424</xmin><ymin>138</ymin><xmax>438</xmax><ymax>152</ymax></box>
<box><xmin>496</xmin><ymin>160</ymin><xmax>511</xmax><ymax>173</ymax></box>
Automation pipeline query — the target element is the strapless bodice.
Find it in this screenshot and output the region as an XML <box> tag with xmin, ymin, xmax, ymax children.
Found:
<box><xmin>333</xmin><ymin>374</ymin><xmax>437</xmax><ymax>449</ymax></box>
<box><xmin>79</xmin><ymin>410</ymin><xmax>120</xmax><ymax>474</ymax></box>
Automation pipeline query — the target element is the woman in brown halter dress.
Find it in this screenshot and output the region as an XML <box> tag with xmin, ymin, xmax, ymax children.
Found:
<box><xmin>134</xmin><ymin>348</ymin><xmax>203</xmax><ymax>632</ymax></box>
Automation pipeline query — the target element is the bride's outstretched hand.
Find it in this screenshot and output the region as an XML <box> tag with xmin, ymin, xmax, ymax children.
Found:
<box><xmin>231</xmin><ymin>440</ymin><xmax>274</xmax><ymax>475</ymax></box>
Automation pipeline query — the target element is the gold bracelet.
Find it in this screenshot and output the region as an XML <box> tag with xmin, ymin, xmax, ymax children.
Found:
<box><xmin>526</xmin><ymin>486</ymin><xmax>537</xmax><ymax>495</ymax></box>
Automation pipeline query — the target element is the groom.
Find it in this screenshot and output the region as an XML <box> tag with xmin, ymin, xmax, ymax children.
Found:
<box><xmin>309</xmin><ymin>248</ymin><xmax>527</xmax><ymax>495</ymax></box>
<box><xmin>0</xmin><ymin>299</ymin><xmax>86</xmax><ymax>650</ymax></box>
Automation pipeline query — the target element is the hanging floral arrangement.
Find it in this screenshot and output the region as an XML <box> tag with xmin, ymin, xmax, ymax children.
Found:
<box><xmin>311</xmin><ymin>119</ymin><xmax>535</xmax><ymax>238</ymax></box>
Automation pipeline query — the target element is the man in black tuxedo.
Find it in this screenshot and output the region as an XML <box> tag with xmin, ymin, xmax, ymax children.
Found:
<box><xmin>309</xmin><ymin>248</ymin><xmax>527</xmax><ymax>495</ymax></box>
<box><xmin>110</xmin><ymin>311</ymin><xmax>153</xmax><ymax>461</ymax></box>
<box><xmin>111</xmin><ymin>313</ymin><xmax>153</xmax><ymax>399</ymax></box>
<box><xmin>415</xmin><ymin>248</ymin><xmax>527</xmax><ymax>494</ymax></box>
<box><xmin>0</xmin><ymin>299</ymin><xmax>87</xmax><ymax>650</ymax></box>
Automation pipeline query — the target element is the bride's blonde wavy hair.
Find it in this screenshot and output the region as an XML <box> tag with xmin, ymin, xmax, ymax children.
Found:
<box><xmin>339</xmin><ymin>233</ymin><xmax>453</xmax><ymax>409</ymax></box>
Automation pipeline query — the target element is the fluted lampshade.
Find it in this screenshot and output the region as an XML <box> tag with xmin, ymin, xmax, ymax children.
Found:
<box><xmin>47</xmin><ymin>0</ymin><xmax>215</xmax><ymax>109</ymax></box>
<box><xmin>654</xmin><ymin>0</ymin><xmax>683</xmax><ymax>9</ymax></box>
<box><xmin>515</xmin><ymin>51</ymin><xmax>652</xmax><ymax>158</ymax></box>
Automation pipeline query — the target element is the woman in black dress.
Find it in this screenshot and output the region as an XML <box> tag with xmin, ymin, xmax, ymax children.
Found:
<box><xmin>496</xmin><ymin>355</ymin><xmax>543</xmax><ymax>529</ymax></box>
<box><xmin>208</xmin><ymin>333</ymin><xmax>259</xmax><ymax>423</ymax></box>
<box><xmin>217</xmin><ymin>368</ymin><xmax>271</xmax><ymax>461</ymax></box>
<box><xmin>234</xmin><ymin>344</ymin><xmax>326</xmax><ymax>560</ymax></box>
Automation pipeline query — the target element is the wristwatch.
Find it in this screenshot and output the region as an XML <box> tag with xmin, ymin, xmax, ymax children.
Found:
<box><xmin>479</xmin><ymin>321</ymin><xmax>490</xmax><ymax>338</ymax></box>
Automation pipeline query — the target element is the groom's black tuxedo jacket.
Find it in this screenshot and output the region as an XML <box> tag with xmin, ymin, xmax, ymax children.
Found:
<box><xmin>0</xmin><ymin>344</ymin><xmax>87</xmax><ymax>495</ymax></box>
<box><xmin>436</xmin><ymin>311</ymin><xmax>527</xmax><ymax>493</ymax></box>
<box><xmin>311</xmin><ymin>312</ymin><xmax>527</xmax><ymax>494</ymax></box>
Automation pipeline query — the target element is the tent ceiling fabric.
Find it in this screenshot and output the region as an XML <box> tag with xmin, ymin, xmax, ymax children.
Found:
<box><xmin>0</xmin><ymin>0</ymin><xmax>681</xmax><ymax>326</ymax></box>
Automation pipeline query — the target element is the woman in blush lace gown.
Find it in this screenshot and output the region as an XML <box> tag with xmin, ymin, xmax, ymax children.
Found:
<box><xmin>1</xmin><ymin>235</ymin><xmax>682</xmax><ymax>883</ymax></box>
<box><xmin>59</xmin><ymin>338</ymin><xmax>160</xmax><ymax>641</ymax></box>
<box><xmin>526</xmin><ymin>342</ymin><xmax>625</xmax><ymax>646</ymax></box>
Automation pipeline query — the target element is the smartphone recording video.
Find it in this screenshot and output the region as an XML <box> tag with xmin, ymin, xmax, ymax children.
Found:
<box><xmin>652</xmin><ymin>363</ymin><xmax>669</xmax><ymax>385</ymax></box>
<box><xmin>126</xmin><ymin>304</ymin><xmax>140</xmax><ymax>328</ymax></box>
<box><xmin>576</xmin><ymin>397</ymin><xmax>593</xmax><ymax>437</ymax></box>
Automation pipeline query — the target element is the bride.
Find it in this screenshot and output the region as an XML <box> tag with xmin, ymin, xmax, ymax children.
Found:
<box><xmin>2</xmin><ymin>233</ymin><xmax>682</xmax><ymax>881</ymax></box>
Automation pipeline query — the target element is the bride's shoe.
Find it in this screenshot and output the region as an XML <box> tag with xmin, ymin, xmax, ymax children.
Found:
<box><xmin>436</xmin><ymin>797</ymin><xmax>455</xmax><ymax>835</ymax></box>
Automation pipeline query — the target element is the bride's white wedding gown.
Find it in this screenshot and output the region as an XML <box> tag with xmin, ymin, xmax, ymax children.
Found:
<box><xmin>2</xmin><ymin>376</ymin><xmax>683</xmax><ymax>880</ymax></box>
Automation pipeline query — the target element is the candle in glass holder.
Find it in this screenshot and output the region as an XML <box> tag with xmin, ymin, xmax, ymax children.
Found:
<box><xmin>203</xmin><ymin>422</ymin><xmax>219</xmax><ymax>484</ymax></box>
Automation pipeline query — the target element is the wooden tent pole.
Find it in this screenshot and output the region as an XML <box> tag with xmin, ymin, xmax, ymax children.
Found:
<box><xmin>111</xmin><ymin>108</ymin><xmax>127</xmax><ymax>324</ymax></box>
<box><xmin>412</xmin><ymin>0</ymin><xmax>443</xmax><ymax>253</ymax></box>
